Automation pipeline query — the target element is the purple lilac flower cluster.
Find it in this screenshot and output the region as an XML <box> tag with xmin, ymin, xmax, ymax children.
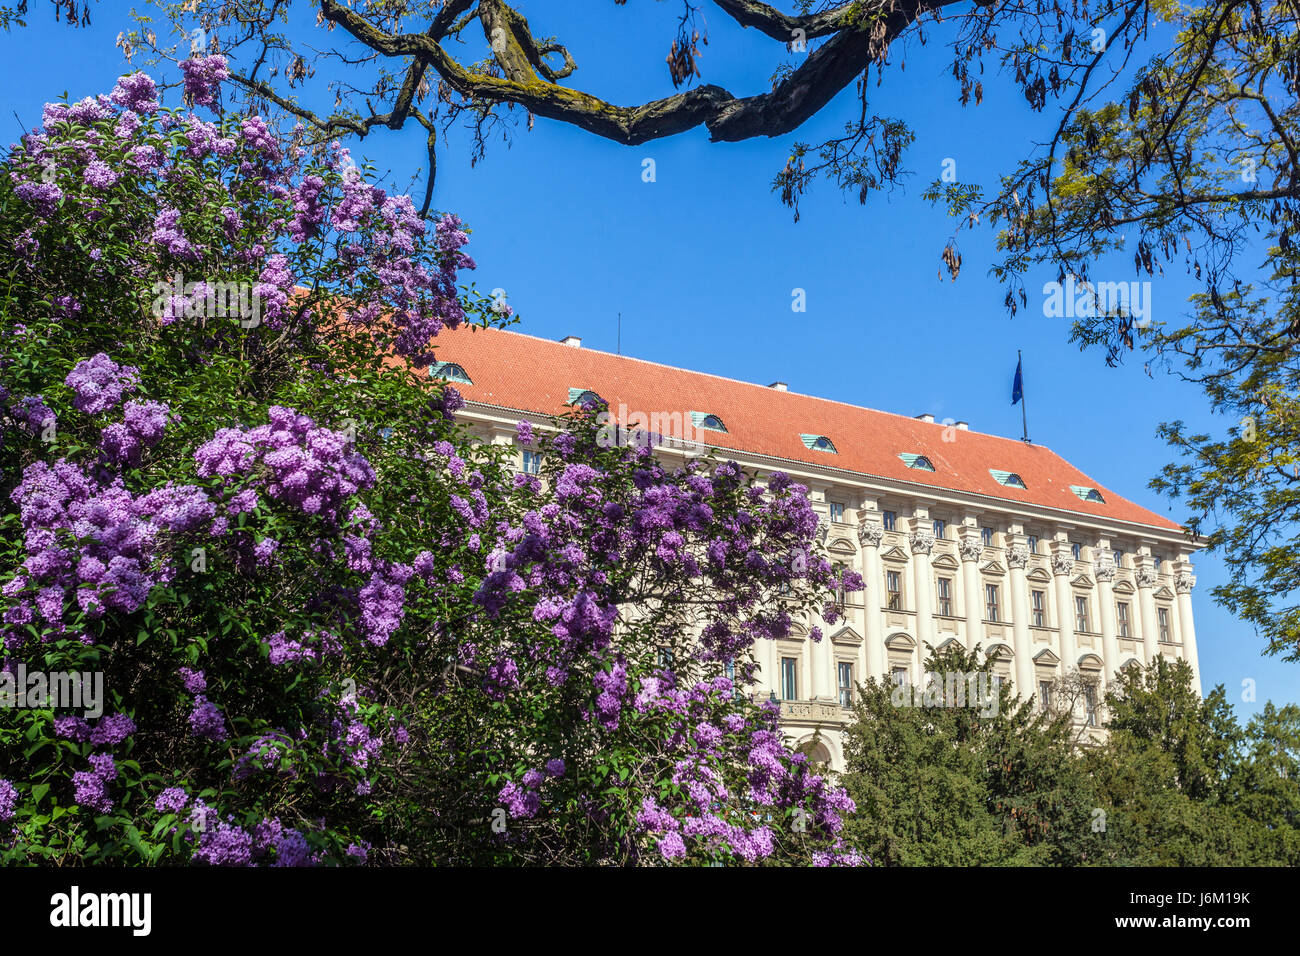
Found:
<box><xmin>5</xmin><ymin>457</ymin><xmax>210</xmax><ymax>646</ymax></box>
<box><xmin>100</xmin><ymin>400</ymin><xmax>172</xmax><ymax>466</ymax></box>
<box><xmin>188</xmin><ymin>696</ymin><xmax>228</xmax><ymax>742</ymax></box>
<box><xmin>72</xmin><ymin>754</ymin><xmax>117</xmax><ymax>813</ymax></box>
<box><xmin>496</xmin><ymin>759</ymin><xmax>565</xmax><ymax>821</ymax></box>
<box><xmin>65</xmin><ymin>352</ymin><xmax>139</xmax><ymax>415</ymax></box>
<box><xmin>194</xmin><ymin>406</ymin><xmax>376</xmax><ymax>525</ymax></box>
<box><xmin>178</xmin><ymin>55</ymin><xmax>230</xmax><ymax>109</ymax></box>
<box><xmin>0</xmin><ymin>779</ymin><xmax>17</xmax><ymax>825</ymax></box>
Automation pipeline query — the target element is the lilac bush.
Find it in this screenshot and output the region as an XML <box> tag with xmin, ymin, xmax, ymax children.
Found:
<box><xmin>0</xmin><ymin>62</ymin><xmax>861</xmax><ymax>866</ymax></box>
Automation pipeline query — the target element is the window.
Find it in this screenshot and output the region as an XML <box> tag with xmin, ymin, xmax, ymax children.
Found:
<box><xmin>829</xmin><ymin>501</ymin><xmax>846</xmax><ymax>523</ymax></box>
<box><xmin>780</xmin><ymin>657</ymin><xmax>798</xmax><ymax>700</ymax></box>
<box><xmin>882</xmin><ymin>510</ymin><xmax>897</xmax><ymax>532</ymax></box>
<box><xmin>568</xmin><ymin>388</ymin><xmax>605</xmax><ymax>407</ymax></box>
<box><xmin>899</xmin><ymin>453</ymin><xmax>935</xmax><ymax>471</ymax></box>
<box><xmin>985</xmin><ymin>583</ymin><xmax>1001</xmax><ymax>622</ymax></box>
<box><xmin>933</xmin><ymin>518</ymin><xmax>946</xmax><ymax>540</ymax></box>
<box><xmin>658</xmin><ymin>647</ymin><xmax>675</xmax><ymax>668</ymax></box>
<box><xmin>936</xmin><ymin>577</ymin><xmax>954</xmax><ymax>617</ymax></box>
<box><xmin>990</xmin><ymin>469</ymin><xmax>1027</xmax><ymax>488</ymax></box>
<box><xmin>891</xmin><ymin>666</ymin><xmax>909</xmax><ymax>688</ymax></box>
<box><xmin>1113</xmin><ymin>548</ymin><xmax>1125</xmax><ymax>568</ymax></box>
<box><xmin>837</xmin><ymin>662</ymin><xmax>854</xmax><ymax>708</ymax></box>
<box><xmin>1117</xmin><ymin>602</ymin><xmax>1131</xmax><ymax>638</ymax></box>
<box><xmin>691</xmin><ymin>411</ymin><xmax>728</xmax><ymax>432</ymax></box>
<box><xmin>1031</xmin><ymin>590</ymin><xmax>1047</xmax><ymax>627</ymax></box>
<box><xmin>1027</xmin><ymin>534</ymin><xmax>1039</xmax><ymax>554</ymax></box>
<box><xmin>725</xmin><ymin>660</ymin><xmax>736</xmax><ymax>683</ymax></box>
<box><xmin>1085</xmin><ymin>684</ymin><xmax>1098</xmax><ymax>727</ymax></box>
<box><xmin>1071</xmin><ymin>542</ymin><xmax>1082</xmax><ymax>561</ymax></box>
<box><xmin>1039</xmin><ymin>680</ymin><xmax>1053</xmax><ymax>711</ymax></box>
<box><xmin>1071</xmin><ymin>485</ymin><xmax>1106</xmax><ymax>503</ymax></box>
<box><xmin>886</xmin><ymin>570</ymin><xmax>902</xmax><ymax>610</ymax></box>
<box><xmin>1158</xmin><ymin>607</ymin><xmax>1171</xmax><ymax>642</ymax></box>
<box><xmin>981</xmin><ymin>526</ymin><xmax>994</xmax><ymax>548</ymax></box>
<box><xmin>1075</xmin><ymin>595</ymin><xmax>1091</xmax><ymax>633</ymax></box>
<box><xmin>1153</xmin><ymin>554</ymin><xmax>1163</xmax><ymax>571</ymax></box>
<box><xmin>522</xmin><ymin>449</ymin><xmax>542</xmax><ymax>475</ymax></box>
<box><xmin>430</xmin><ymin>362</ymin><xmax>472</xmax><ymax>384</ymax></box>
<box><xmin>801</xmin><ymin>434</ymin><xmax>837</xmax><ymax>453</ymax></box>
<box><xmin>992</xmin><ymin>674</ymin><xmax>1005</xmax><ymax>695</ymax></box>
<box><xmin>834</xmin><ymin>564</ymin><xmax>848</xmax><ymax>605</ymax></box>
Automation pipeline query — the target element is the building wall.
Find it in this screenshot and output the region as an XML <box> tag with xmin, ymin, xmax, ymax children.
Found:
<box><xmin>462</xmin><ymin>405</ymin><xmax>1202</xmax><ymax>772</ymax></box>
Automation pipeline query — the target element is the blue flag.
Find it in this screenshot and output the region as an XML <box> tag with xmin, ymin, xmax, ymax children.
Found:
<box><xmin>1012</xmin><ymin>358</ymin><xmax>1023</xmax><ymax>405</ymax></box>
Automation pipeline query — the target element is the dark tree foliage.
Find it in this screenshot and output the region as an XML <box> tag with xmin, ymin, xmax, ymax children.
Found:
<box><xmin>841</xmin><ymin>647</ymin><xmax>1300</xmax><ymax>865</ymax></box>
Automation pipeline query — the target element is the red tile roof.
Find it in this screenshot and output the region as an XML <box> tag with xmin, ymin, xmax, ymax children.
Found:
<box><xmin>428</xmin><ymin>325</ymin><xmax>1183</xmax><ymax>534</ymax></box>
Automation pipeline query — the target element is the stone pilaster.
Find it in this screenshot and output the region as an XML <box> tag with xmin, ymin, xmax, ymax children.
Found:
<box><xmin>857</xmin><ymin>519</ymin><xmax>886</xmax><ymax>682</ymax></box>
<box><xmin>1006</xmin><ymin>540</ymin><xmax>1035</xmax><ymax>699</ymax></box>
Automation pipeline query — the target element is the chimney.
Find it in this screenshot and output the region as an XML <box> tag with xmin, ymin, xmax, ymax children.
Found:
<box><xmin>768</xmin><ymin>381</ymin><xmax>788</xmax><ymax>391</ymax></box>
<box><xmin>955</xmin><ymin>421</ymin><xmax>969</xmax><ymax>431</ymax></box>
<box><xmin>560</xmin><ymin>335</ymin><xmax>582</xmax><ymax>348</ymax></box>
<box><xmin>916</xmin><ymin>413</ymin><xmax>935</xmax><ymax>424</ymax></box>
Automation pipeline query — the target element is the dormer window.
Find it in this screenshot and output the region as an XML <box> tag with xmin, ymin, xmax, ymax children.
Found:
<box><xmin>990</xmin><ymin>470</ymin><xmax>1027</xmax><ymax>488</ymax></box>
<box><xmin>898</xmin><ymin>453</ymin><xmax>935</xmax><ymax>471</ymax></box>
<box><xmin>1071</xmin><ymin>485</ymin><xmax>1106</xmax><ymax>503</ymax></box>
<box><xmin>567</xmin><ymin>388</ymin><xmax>605</xmax><ymax>407</ymax></box>
<box><xmin>800</xmin><ymin>434</ymin><xmax>837</xmax><ymax>453</ymax></box>
<box><xmin>690</xmin><ymin>412</ymin><xmax>728</xmax><ymax>432</ymax></box>
<box><xmin>430</xmin><ymin>362</ymin><xmax>472</xmax><ymax>384</ymax></box>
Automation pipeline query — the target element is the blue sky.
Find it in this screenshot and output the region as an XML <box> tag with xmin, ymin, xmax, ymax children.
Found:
<box><xmin>2</xmin><ymin>3</ymin><xmax>1294</xmax><ymax>718</ymax></box>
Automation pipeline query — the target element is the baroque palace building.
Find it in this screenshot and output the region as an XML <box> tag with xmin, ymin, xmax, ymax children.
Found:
<box><xmin>426</xmin><ymin>325</ymin><xmax>1203</xmax><ymax>770</ymax></box>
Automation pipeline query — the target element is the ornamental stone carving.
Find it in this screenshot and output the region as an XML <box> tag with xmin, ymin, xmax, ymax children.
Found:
<box><xmin>1135</xmin><ymin>566</ymin><xmax>1159</xmax><ymax>588</ymax></box>
<box><xmin>815</xmin><ymin>519</ymin><xmax>829</xmax><ymax>545</ymax></box>
<box><xmin>857</xmin><ymin>522</ymin><xmax>885</xmax><ymax>548</ymax></box>
<box><xmin>1051</xmin><ymin>554</ymin><xmax>1074</xmax><ymax>576</ymax></box>
<box><xmin>909</xmin><ymin>530</ymin><xmax>935</xmax><ymax>555</ymax></box>
<box><xmin>1006</xmin><ymin>544</ymin><xmax>1030</xmax><ymax>569</ymax></box>
<box><xmin>1094</xmin><ymin>556</ymin><xmax>1116</xmax><ymax>583</ymax></box>
<box><xmin>958</xmin><ymin>536</ymin><xmax>984</xmax><ymax>562</ymax></box>
<box><xmin>1175</xmin><ymin>571</ymin><xmax>1197</xmax><ymax>593</ymax></box>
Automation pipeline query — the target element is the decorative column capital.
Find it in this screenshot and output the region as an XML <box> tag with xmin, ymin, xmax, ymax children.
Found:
<box><xmin>1094</xmin><ymin>555</ymin><xmax>1116</xmax><ymax>583</ymax></box>
<box><xmin>815</xmin><ymin>518</ymin><xmax>829</xmax><ymax>545</ymax></box>
<box><xmin>1006</xmin><ymin>543</ymin><xmax>1030</xmax><ymax>570</ymax></box>
<box><xmin>1175</xmin><ymin>570</ymin><xmax>1197</xmax><ymax>593</ymax></box>
<box><xmin>958</xmin><ymin>535</ymin><xmax>984</xmax><ymax>562</ymax></box>
<box><xmin>1051</xmin><ymin>553</ymin><xmax>1075</xmax><ymax>576</ymax></box>
<box><xmin>1135</xmin><ymin>566</ymin><xmax>1159</xmax><ymax>588</ymax></box>
<box><xmin>857</xmin><ymin>521</ymin><xmax>884</xmax><ymax>549</ymax></box>
<box><xmin>909</xmin><ymin>530</ymin><xmax>935</xmax><ymax>555</ymax></box>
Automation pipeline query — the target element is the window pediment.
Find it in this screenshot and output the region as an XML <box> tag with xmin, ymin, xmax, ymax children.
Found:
<box><xmin>1077</xmin><ymin>653</ymin><xmax>1104</xmax><ymax>671</ymax></box>
<box><xmin>831</xmin><ymin>626</ymin><xmax>863</xmax><ymax>646</ymax></box>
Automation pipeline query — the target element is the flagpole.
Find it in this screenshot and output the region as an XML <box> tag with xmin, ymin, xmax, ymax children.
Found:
<box><xmin>1019</xmin><ymin>349</ymin><xmax>1029</xmax><ymax>443</ymax></box>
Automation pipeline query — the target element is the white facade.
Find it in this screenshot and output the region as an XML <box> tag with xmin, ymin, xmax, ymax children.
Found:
<box><xmin>458</xmin><ymin>402</ymin><xmax>1202</xmax><ymax>772</ymax></box>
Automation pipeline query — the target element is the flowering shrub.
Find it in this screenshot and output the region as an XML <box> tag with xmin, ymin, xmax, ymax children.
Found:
<box><xmin>0</xmin><ymin>64</ymin><xmax>861</xmax><ymax>865</ymax></box>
